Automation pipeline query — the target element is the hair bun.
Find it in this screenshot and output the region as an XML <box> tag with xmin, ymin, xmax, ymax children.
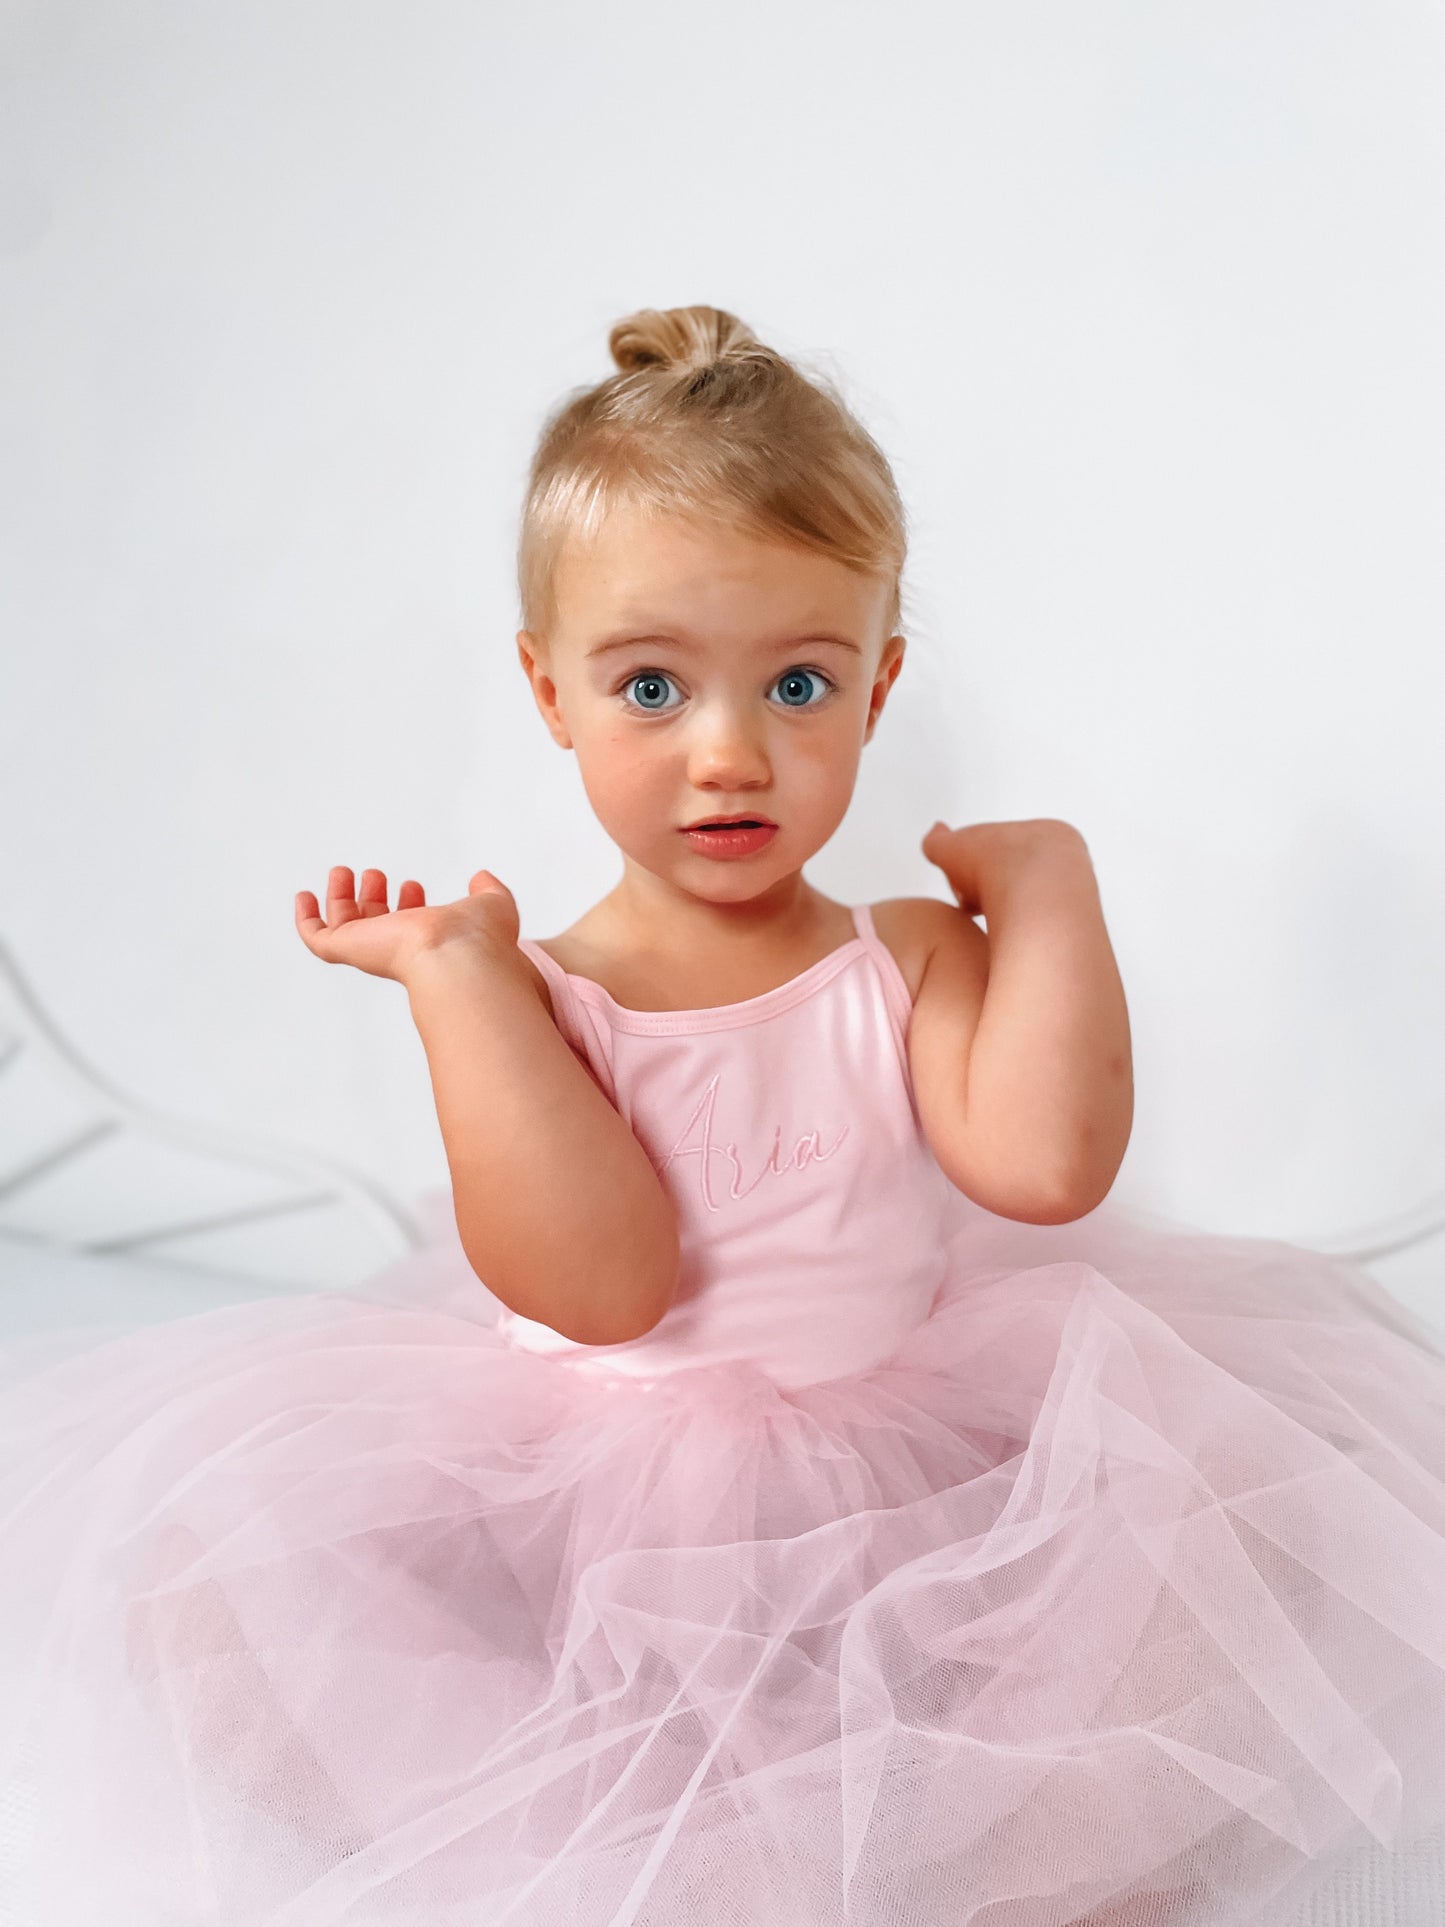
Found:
<box><xmin>518</xmin><ymin>301</ymin><xmax>906</xmax><ymax>645</ymax></box>
<box><xmin>608</xmin><ymin>304</ymin><xmax>762</xmax><ymax>376</ymax></box>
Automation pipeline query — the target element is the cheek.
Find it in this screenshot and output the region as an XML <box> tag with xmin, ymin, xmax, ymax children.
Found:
<box><xmin>795</xmin><ymin>714</ymin><xmax>861</xmax><ymax>790</ymax></box>
<box><xmin>575</xmin><ymin>731</ymin><xmax>668</xmax><ymax>818</ymax></box>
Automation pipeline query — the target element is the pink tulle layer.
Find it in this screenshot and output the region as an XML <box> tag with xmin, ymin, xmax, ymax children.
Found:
<box><xmin>2</xmin><ymin>1202</ymin><xmax>1444</xmax><ymax>1926</ymax></box>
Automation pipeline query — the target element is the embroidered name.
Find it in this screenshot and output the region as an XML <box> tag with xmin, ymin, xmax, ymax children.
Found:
<box><xmin>652</xmin><ymin>1071</ymin><xmax>850</xmax><ymax>1213</ymax></box>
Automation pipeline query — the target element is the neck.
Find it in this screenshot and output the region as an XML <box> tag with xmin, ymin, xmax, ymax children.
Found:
<box><xmin>601</xmin><ymin>859</ymin><xmax>831</xmax><ymax>957</ymax></box>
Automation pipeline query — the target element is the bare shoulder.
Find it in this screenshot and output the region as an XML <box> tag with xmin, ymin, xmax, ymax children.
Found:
<box><xmin>867</xmin><ymin>895</ymin><xmax>987</xmax><ymax>1005</ymax></box>
<box><xmin>870</xmin><ymin>897</ymin><xmax>990</xmax><ymax>1193</ymax></box>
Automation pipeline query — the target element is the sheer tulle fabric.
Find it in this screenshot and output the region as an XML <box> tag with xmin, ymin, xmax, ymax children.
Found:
<box><xmin>3</xmin><ymin>1202</ymin><xmax>1444</xmax><ymax>1926</ymax></box>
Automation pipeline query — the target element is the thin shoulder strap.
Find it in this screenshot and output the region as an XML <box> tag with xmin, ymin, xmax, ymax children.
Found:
<box><xmin>515</xmin><ymin>938</ymin><xmax>618</xmax><ymax>1099</ymax></box>
<box><xmin>516</xmin><ymin>938</ymin><xmax>582</xmax><ymax>1043</ymax></box>
<box><xmin>849</xmin><ymin>902</ymin><xmax>915</xmax><ymax>1036</ymax></box>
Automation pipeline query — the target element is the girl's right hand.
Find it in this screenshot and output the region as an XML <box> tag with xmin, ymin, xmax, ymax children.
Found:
<box><xmin>294</xmin><ymin>865</ymin><xmax>521</xmax><ymax>985</ymax></box>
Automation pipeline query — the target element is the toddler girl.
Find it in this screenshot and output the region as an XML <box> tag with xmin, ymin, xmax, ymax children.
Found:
<box><xmin>3</xmin><ymin>304</ymin><xmax>1445</xmax><ymax>1927</ymax></box>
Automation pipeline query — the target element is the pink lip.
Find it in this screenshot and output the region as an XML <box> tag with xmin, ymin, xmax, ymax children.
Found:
<box><xmin>681</xmin><ymin>814</ymin><xmax>777</xmax><ymax>829</ymax></box>
<box><xmin>679</xmin><ymin>822</ymin><xmax>779</xmax><ymax>860</ymax></box>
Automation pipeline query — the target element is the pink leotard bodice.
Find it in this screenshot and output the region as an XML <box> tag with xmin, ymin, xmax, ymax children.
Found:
<box><xmin>510</xmin><ymin>903</ymin><xmax>960</xmax><ymax>1391</ymax></box>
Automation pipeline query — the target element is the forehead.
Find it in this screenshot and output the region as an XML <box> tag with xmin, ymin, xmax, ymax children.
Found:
<box><xmin>551</xmin><ymin>506</ymin><xmax>887</xmax><ymax>642</ymax></box>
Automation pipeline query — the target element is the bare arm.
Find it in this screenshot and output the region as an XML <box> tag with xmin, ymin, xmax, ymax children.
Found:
<box><xmin>913</xmin><ymin>820</ymin><xmax>1133</xmax><ymax>1221</ymax></box>
<box><xmin>404</xmin><ymin>941</ymin><xmax>681</xmax><ymax>1345</ymax></box>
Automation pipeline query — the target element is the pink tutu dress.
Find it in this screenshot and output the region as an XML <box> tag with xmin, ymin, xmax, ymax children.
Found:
<box><xmin>2</xmin><ymin>901</ymin><xmax>1445</xmax><ymax>1925</ymax></box>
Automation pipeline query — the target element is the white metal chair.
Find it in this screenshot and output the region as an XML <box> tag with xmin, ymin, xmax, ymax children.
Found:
<box><xmin>0</xmin><ymin>933</ymin><xmax>425</xmax><ymax>1309</ymax></box>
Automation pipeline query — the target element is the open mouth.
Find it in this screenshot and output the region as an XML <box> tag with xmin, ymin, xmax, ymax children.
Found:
<box><xmin>679</xmin><ymin>818</ymin><xmax>780</xmax><ymax>856</ymax></box>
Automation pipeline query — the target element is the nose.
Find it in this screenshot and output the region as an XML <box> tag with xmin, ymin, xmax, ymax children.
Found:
<box><xmin>684</xmin><ymin>697</ymin><xmax>772</xmax><ymax>791</ymax></box>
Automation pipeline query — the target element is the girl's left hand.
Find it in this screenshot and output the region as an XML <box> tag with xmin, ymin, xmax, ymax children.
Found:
<box><xmin>920</xmin><ymin>818</ymin><xmax>1090</xmax><ymax>917</ymax></box>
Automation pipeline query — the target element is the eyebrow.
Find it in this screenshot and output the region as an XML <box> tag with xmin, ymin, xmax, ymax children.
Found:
<box><xmin>585</xmin><ymin>631</ymin><xmax>865</xmax><ymax>660</ymax></box>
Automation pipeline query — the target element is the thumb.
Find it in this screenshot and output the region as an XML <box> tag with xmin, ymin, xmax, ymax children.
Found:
<box><xmin>467</xmin><ymin>868</ymin><xmax>511</xmax><ymax>896</ymax></box>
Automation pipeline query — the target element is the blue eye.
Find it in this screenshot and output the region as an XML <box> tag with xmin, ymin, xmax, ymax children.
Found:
<box><xmin>772</xmin><ymin>668</ymin><xmax>831</xmax><ymax>708</ymax></box>
<box><xmin>623</xmin><ymin>672</ymin><xmax>679</xmax><ymax>712</ymax></box>
<box><xmin>618</xmin><ymin>667</ymin><xmax>835</xmax><ymax>714</ymax></box>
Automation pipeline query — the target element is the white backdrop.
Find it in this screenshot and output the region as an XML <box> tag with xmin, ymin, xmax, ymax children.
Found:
<box><xmin>1</xmin><ymin>0</ymin><xmax>1441</xmax><ymax>1308</ymax></box>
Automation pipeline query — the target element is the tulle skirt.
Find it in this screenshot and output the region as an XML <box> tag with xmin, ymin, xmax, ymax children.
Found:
<box><xmin>2</xmin><ymin>1198</ymin><xmax>1445</xmax><ymax>1926</ymax></box>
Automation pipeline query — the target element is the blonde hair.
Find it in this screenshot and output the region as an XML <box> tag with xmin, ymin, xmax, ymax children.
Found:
<box><xmin>517</xmin><ymin>304</ymin><xmax>908</xmax><ymax>643</ymax></box>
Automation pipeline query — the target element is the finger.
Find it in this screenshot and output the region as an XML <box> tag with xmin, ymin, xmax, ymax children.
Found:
<box><xmin>397</xmin><ymin>879</ymin><xmax>425</xmax><ymax>910</ymax></box>
<box><xmin>295</xmin><ymin>891</ymin><xmax>329</xmax><ymax>949</ymax></box>
<box><xmin>326</xmin><ymin>865</ymin><xmax>363</xmax><ymax>928</ymax></box>
<box><xmin>358</xmin><ymin>868</ymin><xmax>390</xmax><ymax>917</ymax></box>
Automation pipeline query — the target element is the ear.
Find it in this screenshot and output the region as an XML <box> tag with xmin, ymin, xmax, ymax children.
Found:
<box><xmin>862</xmin><ymin>635</ymin><xmax>906</xmax><ymax>744</ymax></box>
<box><xmin>516</xmin><ymin>630</ymin><xmax>574</xmax><ymax>750</ymax></box>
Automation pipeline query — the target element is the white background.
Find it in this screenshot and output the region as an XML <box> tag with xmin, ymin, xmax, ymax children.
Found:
<box><xmin>2</xmin><ymin>0</ymin><xmax>1441</xmax><ymax>1302</ymax></box>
